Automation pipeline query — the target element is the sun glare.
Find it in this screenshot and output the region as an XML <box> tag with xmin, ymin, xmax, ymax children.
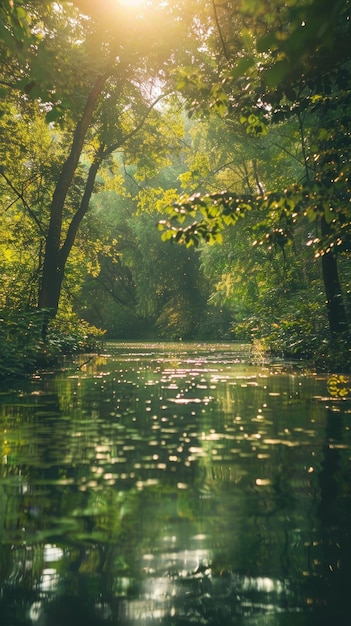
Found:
<box><xmin>120</xmin><ymin>0</ymin><xmax>148</xmax><ymax>6</ymax></box>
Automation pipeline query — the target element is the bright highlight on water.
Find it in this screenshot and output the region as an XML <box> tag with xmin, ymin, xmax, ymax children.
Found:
<box><xmin>1</xmin><ymin>342</ymin><xmax>351</xmax><ymax>625</ymax></box>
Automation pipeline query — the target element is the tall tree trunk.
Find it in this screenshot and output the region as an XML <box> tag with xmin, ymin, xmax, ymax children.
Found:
<box><xmin>38</xmin><ymin>74</ymin><xmax>108</xmax><ymax>317</ymax></box>
<box><xmin>37</xmin><ymin>85</ymin><xmax>165</xmax><ymax>339</ymax></box>
<box><xmin>320</xmin><ymin>216</ymin><xmax>348</xmax><ymax>337</ymax></box>
<box><xmin>38</xmin><ymin>157</ymin><xmax>102</xmax><ymax>339</ymax></box>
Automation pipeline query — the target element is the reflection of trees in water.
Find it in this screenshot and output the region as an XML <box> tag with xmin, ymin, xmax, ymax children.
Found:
<box><xmin>1</xmin><ymin>359</ymin><xmax>351</xmax><ymax>625</ymax></box>
<box><xmin>318</xmin><ymin>407</ymin><xmax>343</xmax><ymax>524</ymax></box>
<box><xmin>311</xmin><ymin>407</ymin><xmax>351</xmax><ymax>623</ymax></box>
<box><xmin>0</xmin><ymin>387</ymin><xmax>204</xmax><ymax>624</ymax></box>
<box><xmin>190</xmin><ymin>391</ymin><xmax>351</xmax><ymax>624</ymax></box>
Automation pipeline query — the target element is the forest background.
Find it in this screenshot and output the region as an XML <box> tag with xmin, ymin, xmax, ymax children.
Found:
<box><xmin>0</xmin><ymin>0</ymin><xmax>350</xmax><ymax>377</ymax></box>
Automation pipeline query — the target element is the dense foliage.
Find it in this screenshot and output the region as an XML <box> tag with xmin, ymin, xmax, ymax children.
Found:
<box><xmin>1</xmin><ymin>0</ymin><xmax>350</xmax><ymax>376</ymax></box>
<box><xmin>160</xmin><ymin>0</ymin><xmax>351</xmax><ymax>368</ymax></box>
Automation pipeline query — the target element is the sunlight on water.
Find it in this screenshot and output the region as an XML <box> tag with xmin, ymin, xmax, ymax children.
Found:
<box><xmin>1</xmin><ymin>342</ymin><xmax>351</xmax><ymax>625</ymax></box>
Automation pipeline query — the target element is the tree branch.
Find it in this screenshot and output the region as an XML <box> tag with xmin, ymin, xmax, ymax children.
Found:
<box><xmin>101</xmin><ymin>90</ymin><xmax>173</xmax><ymax>159</ymax></box>
<box><xmin>0</xmin><ymin>169</ymin><xmax>45</xmax><ymax>235</ymax></box>
<box><xmin>212</xmin><ymin>0</ymin><xmax>229</xmax><ymax>60</ymax></box>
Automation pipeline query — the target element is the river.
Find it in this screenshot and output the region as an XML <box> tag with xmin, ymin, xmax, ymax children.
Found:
<box><xmin>0</xmin><ymin>341</ymin><xmax>350</xmax><ymax>625</ymax></box>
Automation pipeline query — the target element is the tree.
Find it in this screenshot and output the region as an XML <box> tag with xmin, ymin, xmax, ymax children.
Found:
<box><xmin>75</xmin><ymin>125</ymin><xmax>212</xmax><ymax>340</ymax></box>
<box><xmin>1</xmin><ymin>2</ymin><xmax>203</xmax><ymax>338</ymax></box>
<box><xmin>161</xmin><ymin>0</ymin><xmax>351</xmax><ymax>364</ymax></box>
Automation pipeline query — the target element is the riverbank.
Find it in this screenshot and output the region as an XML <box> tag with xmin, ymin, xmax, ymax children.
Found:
<box><xmin>0</xmin><ymin>310</ymin><xmax>104</xmax><ymax>381</ymax></box>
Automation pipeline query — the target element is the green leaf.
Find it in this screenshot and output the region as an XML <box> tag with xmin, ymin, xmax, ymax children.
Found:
<box><xmin>257</xmin><ymin>32</ymin><xmax>277</xmax><ymax>53</ymax></box>
<box><xmin>45</xmin><ymin>107</ymin><xmax>63</xmax><ymax>123</ymax></box>
<box><xmin>230</xmin><ymin>56</ymin><xmax>255</xmax><ymax>79</ymax></box>
<box><xmin>161</xmin><ymin>230</ymin><xmax>174</xmax><ymax>242</ymax></box>
<box><xmin>265</xmin><ymin>60</ymin><xmax>292</xmax><ymax>88</ymax></box>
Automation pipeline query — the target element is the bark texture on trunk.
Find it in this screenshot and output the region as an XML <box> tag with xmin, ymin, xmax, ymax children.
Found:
<box><xmin>320</xmin><ymin>216</ymin><xmax>349</xmax><ymax>343</ymax></box>
<box><xmin>38</xmin><ymin>75</ymin><xmax>108</xmax><ymax>315</ymax></box>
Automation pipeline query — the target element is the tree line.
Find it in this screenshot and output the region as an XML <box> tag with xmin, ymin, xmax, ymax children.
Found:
<box><xmin>1</xmin><ymin>0</ymin><xmax>350</xmax><ymax>376</ymax></box>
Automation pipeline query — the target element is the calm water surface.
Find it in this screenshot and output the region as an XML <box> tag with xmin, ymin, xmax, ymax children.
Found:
<box><xmin>1</xmin><ymin>342</ymin><xmax>351</xmax><ymax>626</ymax></box>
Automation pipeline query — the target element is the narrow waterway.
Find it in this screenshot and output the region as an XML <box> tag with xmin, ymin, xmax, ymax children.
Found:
<box><xmin>0</xmin><ymin>342</ymin><xmax>351</xmax><ymax>626</ymax></box>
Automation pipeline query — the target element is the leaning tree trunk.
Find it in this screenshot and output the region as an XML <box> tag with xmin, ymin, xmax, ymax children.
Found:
<box><xmin>38</xmin><ymin>74</ymin><xmax>108</xmax><ymax>324</ymax></box>
<box><xmin>38</xmin><ymin>84</ymin><xmax>166</xmax><ymax>340</ymax></box>
<box><xmin>38</xmin><ymin>156</ymin><xmax>102</xmax><ymax>339</ymax></box>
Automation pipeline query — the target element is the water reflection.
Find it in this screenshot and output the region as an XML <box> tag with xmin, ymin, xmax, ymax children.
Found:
<box><xmin>1</xmin><ymin>342</ymin><xmax>351</xmax><ymax>625</ymax></box>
